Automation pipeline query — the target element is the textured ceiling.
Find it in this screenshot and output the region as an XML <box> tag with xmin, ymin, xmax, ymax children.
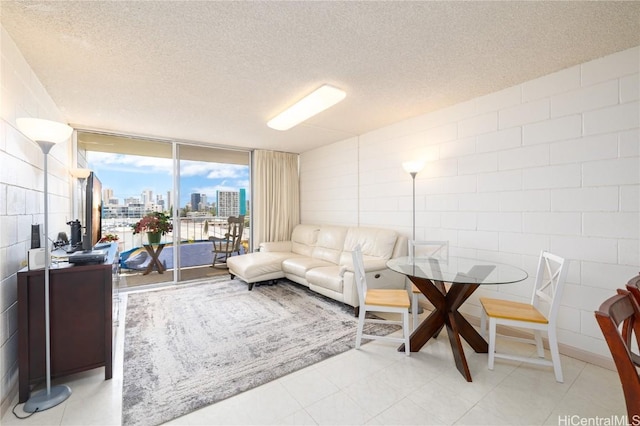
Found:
<box><xmin>2</xmin><ymin>1</ymin><xmax>639</xmax><ymax>154</ymax></box>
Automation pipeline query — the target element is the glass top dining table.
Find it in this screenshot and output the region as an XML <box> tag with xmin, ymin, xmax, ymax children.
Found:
<box><xmin>387</xmin><ymin>255</ymin><xmax>528</xmax><ymax>286</ymax></box>
<box><xmin>386</xmin><ymin>255</ymin><xmax>528</xmax><ymax>381</ymax></box>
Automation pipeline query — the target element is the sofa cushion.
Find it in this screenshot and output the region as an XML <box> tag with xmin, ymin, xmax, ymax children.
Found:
<box><xmin>339</xmin><ymin>227</ymin><xmax>398</xmax><ymax>264</ymax></box>
<box><xmin>282</xmin><ymin>256</ymin><xmax>334</xmax><ymax>277</ymax></box>
<box><xmin>291</xmin><ymin>224</ymin><xmax>320</xmax><ymax>257</ymax></box>
<box><xmin>227</xmin><ymin>252</ymin><xmax>292</xmax><ymax>281</ymax></box>
<box><xmin>311</xmin><ymin>226</ymin><xmax>348</xmax><ymax>264</ymax></box>
<box><xmin>306</xmin><ymin>265</ymin><xmax>344</xmax><ymax>293</ymax></box>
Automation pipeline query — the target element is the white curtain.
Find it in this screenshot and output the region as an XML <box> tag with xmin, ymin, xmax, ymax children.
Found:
<box><xmin>253</xmin><ymin>150</ymin><xmax>300</xmax><ymax>245</ymax></box>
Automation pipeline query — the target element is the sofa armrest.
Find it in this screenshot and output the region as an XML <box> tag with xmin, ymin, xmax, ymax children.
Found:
<box><xmin>260</xmin><ymin>241</ymin><xmax>292</xmax><ymax>252</ymax></box>
<box><xmin>342</xmin><ymin>258</ymin><xmax>389</xmax><ymax>276</ymax></box>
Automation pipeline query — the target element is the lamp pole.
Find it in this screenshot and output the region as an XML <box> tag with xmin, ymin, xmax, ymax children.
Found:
<box><xmin>38</xmin><ymin>141</ymin><xmax>57</xmax><ymax>404</ymax></box>
<box><xmin>402</xmin><ymin>160</ymin><xmax>425</xmax><ymax>244</ymax></box>
<box><xmin>410</xmin><ymin>171</ymin><xmax>417</xmax><ymax>242</ymax></box>
<box><xmin>17</xmin><ymin>118</ymin><xmax>73</xmax><ymax>413</ymax></box>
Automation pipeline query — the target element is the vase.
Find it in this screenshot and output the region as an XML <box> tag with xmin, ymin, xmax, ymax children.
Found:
<box><xmin>147</xmin><ymin>232</ymin><xmax>162</xmax><ymax>244</ymax></box>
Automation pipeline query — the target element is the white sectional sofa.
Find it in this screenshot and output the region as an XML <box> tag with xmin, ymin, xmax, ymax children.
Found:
<box><xmin>226</xmin><ymin>224</ymin><xmax>407</xmax><ymax>312</ymax></box>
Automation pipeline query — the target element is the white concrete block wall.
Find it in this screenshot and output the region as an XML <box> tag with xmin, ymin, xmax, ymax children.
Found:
<box><xmin>300</xmin><ymin>46</ymin><xmax>640</xmax><ymax>360</ymax></box>
<box><xmin>0</xmin><ymin>26</ymin><xmax>72</xmax><ymax>414</ymax></box>
<box><xmin>300</xmin><ymin>137</ymin><xmax>359</xmax><ymax>226</ymax></box>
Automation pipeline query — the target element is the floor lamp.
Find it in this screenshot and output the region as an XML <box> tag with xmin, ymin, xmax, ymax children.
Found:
<box><xmin>70</xmin><ymin>168</ymin><xmax>91</xmax><ymax>219</ymax></box>
<box><xmin>17</xmin><ymin>118</ymin><xmax>74</xmax><ymax>413</ymax></box>
<box><xmin>70</xmin><ymin>168</ymin><xmax>91</xmax><ymax>250</ymax></box>
<box><xmin>402</xmin><ymin>160</ymin><xmax>425</xmax><ymax>243</ymax></box>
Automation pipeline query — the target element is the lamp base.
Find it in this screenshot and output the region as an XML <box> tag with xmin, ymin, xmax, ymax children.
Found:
<box><xmin>23</xmin><ymin>385</ymin><xmax>72</xmax><ymax>413</ymax></box>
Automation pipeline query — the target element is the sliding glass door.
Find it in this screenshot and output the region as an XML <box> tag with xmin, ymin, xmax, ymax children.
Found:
<box><xmin>175</xmin><ymin>144</ymin><xmax>250</xmax><ymax>282</ymax></box>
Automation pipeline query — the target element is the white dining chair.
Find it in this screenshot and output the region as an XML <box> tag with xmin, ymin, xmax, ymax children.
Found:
<box><xmin>480</xmin><ymin>251</ymin><xmax>569</xmax><ymax>382</ymax></box>
<box><xmin>352</xmin><ymin>245</ymin><xmax>411</xmax><ymax>355</ymax></box>
<box><xmin>408</xmin><ymin>240</ymin><xmax>448</xmax><ymax>330</ymax></box>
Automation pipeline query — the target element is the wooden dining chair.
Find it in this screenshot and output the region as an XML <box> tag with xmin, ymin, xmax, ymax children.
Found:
<box><xmin>594</xmin><ymin>290</ymin><xmax>640</xmax><ymax>418</ymax></box>
<box><xmin>480</xmin><ymin>251</ymin><xmax>568</xmax><ymax>382</ymax></box>
<box><xmin>352</xmin><ymin>245</ymin><xmax>411</xmax><ymax>355</ymax></box>
<box><xmin>407</xmin><ymin>240</ymin><xmax>448</xmax><ymax>330</ymax></box>
<box><xmin>626</xmin><ymin>273</ymin><xmax>640</xmax><ymax>307</ymax></box>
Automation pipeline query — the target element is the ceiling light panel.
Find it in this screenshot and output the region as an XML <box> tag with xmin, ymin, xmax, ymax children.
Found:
<box><xmin>267</xmin><ymin>85</ymin><xmax>346</xmax><ymax>131</ymax></box>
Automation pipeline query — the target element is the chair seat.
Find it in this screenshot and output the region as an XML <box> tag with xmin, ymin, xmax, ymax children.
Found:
<box><xmin>480</xmin><ymin>297</ymin><xmax>548</xmax><ymax>324</ymax></box>
<box><xmin>212</xmin><ymin>240</ymin><xmax>233</xmax><ymax>250</ymax></box>
<box><xmin>366</xmin><ymin>289</ymin><xmax>410</xmax><ymax>309</ymax></box>
<box><xmin>411</xmin><ymin>283</ymin><xmax>420</xmax><ymax>294</ymax></box>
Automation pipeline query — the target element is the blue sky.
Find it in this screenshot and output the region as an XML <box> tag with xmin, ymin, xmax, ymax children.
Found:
<box><xmin>87</xmin><ymin>152</ymin><xmax>249</xmax><ymax>207</ymax></box>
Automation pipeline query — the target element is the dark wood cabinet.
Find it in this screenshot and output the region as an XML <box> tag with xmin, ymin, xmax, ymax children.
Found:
<box><xmin>17</xmin><ymin>244</ymin><xmax>119</xmax><ymax>403</ymax></box>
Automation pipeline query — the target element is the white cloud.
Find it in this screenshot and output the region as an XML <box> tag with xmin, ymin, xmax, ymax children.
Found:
<box><xmin>88</xmin><ymin>152</ymin><xmax>173</xmax><ymax>174</ymax></box>
<box><xmin>180</xmin><ymin>161</ymin><xmax>246</xmax><ymax>179</ymax></box>
<box><xmin>89</xmin><ymin>153</ymin><xmax>248</xmax><ymax>180</ymax></box>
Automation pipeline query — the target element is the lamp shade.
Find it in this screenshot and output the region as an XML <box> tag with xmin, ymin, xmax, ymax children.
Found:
<box><xmin>267</xmin><ymin>85</ymin><xmax>346</xmax><ymax>131</ymax></box>
<box><xmin>402</xmin><ymin>160</ymin><xmax>425</xmax><ymax>174</ymax></box>
<box><xmin>17</xmin><ymin>118</ymin><xmax>73</xmax><ymax>144</ymax></box>
<box><xmin>70</xmin><ymin>168</ymin><xmax>92</xmax><ymax>179</ymax></box>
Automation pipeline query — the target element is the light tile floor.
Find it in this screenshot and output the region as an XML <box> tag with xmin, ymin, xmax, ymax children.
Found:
<box><xmin>3</xmin><ymin>293</ymin><xmax>628</xmax><ymax>426</ymax></box>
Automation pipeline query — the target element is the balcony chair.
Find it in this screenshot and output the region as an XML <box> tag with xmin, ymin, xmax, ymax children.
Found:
<box><xmin>480</xmin><ymin>251</ymin><xmax>568</xmax><ymax>382</ymax></box>
<box><xmin>407</xmin><ymin>240</ymin><xmax>448</xmax><ymax>330</ymax></box>
<box><xmin>210</xmin><ymin>215</ymin><xmax>244</xmax><ymax>267</ymax></box>
<box><xmin>352</xmin><ymin>245</ymin><xmax>411</xmax><ymax>355</ymax></box>
<box><xmin>595</xmin><ymin>289</ymin><xmax>640</xmax><ymax>418</ymax></box>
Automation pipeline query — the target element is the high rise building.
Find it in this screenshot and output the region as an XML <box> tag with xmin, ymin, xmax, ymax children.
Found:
<box><xmin>215</xmin><ymin>189</ymin><xmax>247</xmax><ymax>217</ymax></box>
<box><xmin>141</xmin><ymin>189</ymin><xmax>153</xmax><ymax>207</ymax></box>
<box><xmin>190</xmin><ymin>193</ymin><xmax>203</xmax><ymax>211</ymax></box>
<box><xmin>216</xmin><ymin>190</ymin><xmax>239</xmax><ymax>218</ymax></box>
<box><xmin>189</xmin><ymin>193</ymin><xmax>208</xmax><ymax>211</ymax></box>
<box><xmin>124</xmin><ymin>196</ymin><xmax>141</xmax><ymax>205</ymax></box>
<box><xmin>239</xmin><ymin>188</ymin><xmax>246</xmax><ymax>215</ymax></box>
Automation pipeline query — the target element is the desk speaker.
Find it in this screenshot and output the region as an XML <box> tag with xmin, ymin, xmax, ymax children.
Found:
<box><xmin>28</xmin><ymin>248</ymin><xmax>46</xmax><ymax>270</ymax></box>
<box><xmin>31</xmin><ymin>224</ymin><xmax>41</xmax><ymax>249</ymax></box>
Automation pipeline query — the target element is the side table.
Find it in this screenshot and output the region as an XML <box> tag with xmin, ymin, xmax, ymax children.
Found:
<box><xmin>143</xmin><ymin>243</ymin><xmax>166</xmax><ymax>275</ymax></box>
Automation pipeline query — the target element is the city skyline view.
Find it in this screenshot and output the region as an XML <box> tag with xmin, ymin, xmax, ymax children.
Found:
<box><xmin>87</xmin><ymin>151</ymin><xmax>250</xmax><ymax>209</ymax></box>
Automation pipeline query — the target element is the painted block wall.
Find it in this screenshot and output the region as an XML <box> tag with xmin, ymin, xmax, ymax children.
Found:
<box><xmin>0</xmin><ymin>26</ymin><xmax>72</xmax><ymax>413</ymax></box>
<box><xmin>300</xmin><ymin>46</ymin><xmax>640</xmax><ymax>360</ymax></box>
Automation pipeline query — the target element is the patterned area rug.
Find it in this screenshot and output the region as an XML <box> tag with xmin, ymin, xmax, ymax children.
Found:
<box><xmin>122</xmin><ymin>277</ymin><xmax>399</xmax><ymax>426</ymax></box>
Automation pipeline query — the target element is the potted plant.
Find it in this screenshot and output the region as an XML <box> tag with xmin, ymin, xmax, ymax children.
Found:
<box><xmin>99</xmin><ymin>233</ymin><xmax>119</xmax><ymax>243</ymax></box>
<box><xmin>132</xmin><ymin>212</ymin><xmax>173</xmax><ymax>244</ymax></box>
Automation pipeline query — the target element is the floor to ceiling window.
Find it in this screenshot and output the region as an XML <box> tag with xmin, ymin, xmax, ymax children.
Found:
<box><xmin>77</xmin><ymin>131</ymin><xmax>250</xmax><ymax>289</ymax></box>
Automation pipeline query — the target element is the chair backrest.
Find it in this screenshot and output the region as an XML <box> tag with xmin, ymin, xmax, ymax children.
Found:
<box><xmin>229</xmin><ymin>215</ymin><xmax>245</xmax><ymax>250</ymax></box>
<box><xmin>408</xmin><ymin>240</ymin><xmax>448</xmax><ymax>262</ymax></box>
<box><xmin>352</xmin><ymin>244</ymin><xmax>367</xmax><ymax>307</ymax></box>
<box><xmin>626</xmin><ymin>273</ymin><xmax>640</xmax><ymax>307</ymax></box>
<box><xmin>531</xmin><ymin>251</ymin><xmax>568</xmax><ymax>322</ymax></box>
<box><xmin>213</xmin><ymin>215</ymin><xmax>244</xmax><ymax>252</ymax></box>
<box><xmin>595</xmin><ymin>290</ymin><xmax>640</xmax><ymax>418</ymax></box>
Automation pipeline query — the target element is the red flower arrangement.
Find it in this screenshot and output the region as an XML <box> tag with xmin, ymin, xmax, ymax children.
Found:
<box><xmin>131</xmin><ymin>212</ymin><xmax>173</xmax><ymax>235</ymax></box>
<box><xmin>99</xmin><ymin>233</ymin><xmax>119</xmax><ymax>243</ymax></box>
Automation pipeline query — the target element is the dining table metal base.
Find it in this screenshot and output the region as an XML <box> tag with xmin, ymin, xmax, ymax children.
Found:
<box><xmin>399</xmin><ymin>276</ymin><xmax>488</xmax><ymax>381</ymax></box>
